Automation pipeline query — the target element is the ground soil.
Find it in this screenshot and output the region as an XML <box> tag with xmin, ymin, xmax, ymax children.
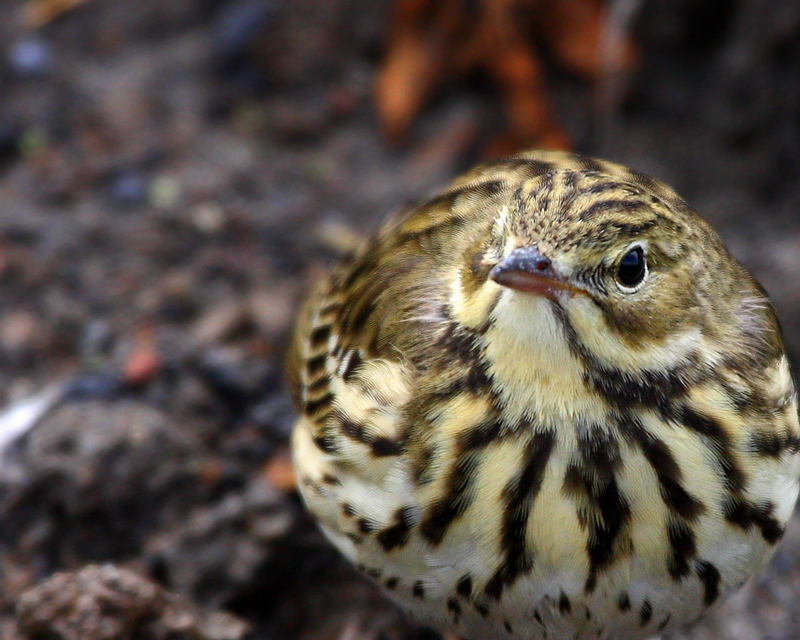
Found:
<box><xmin>0</xmin><ymin>0</ymin><xmax>799</xmax><ymax>639</ymax></box>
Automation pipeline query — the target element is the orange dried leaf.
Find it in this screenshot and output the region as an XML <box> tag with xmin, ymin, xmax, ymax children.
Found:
<box><xmin>263</xmin><ymin>449</ymin><xmax>297</xmax><ymax>492</ymax></box>
<box><xmin>377</xmin><ymin>0</ymin><xmax>637</xmax><ymax>152</ymax></box>
<box><xmin>21</xmin><ymin>0</ymin><xmax>94</xmax><ymax>29</ymax></box>
<box><xmin>376</xmin><ymin>33</ymin><xmax>445</xmax><ymax>140</ymax></box>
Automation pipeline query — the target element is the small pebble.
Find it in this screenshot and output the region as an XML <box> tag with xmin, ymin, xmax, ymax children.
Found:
<box><xmin>63</xmin><ymin>373</ymin><xmax>124</xmax><ymax>400</ymax></box>
<box><xmin>8</xmin><ymin>38</ymin><xmax>52</xmax><ymax>77</ymax></box>
<box><xmin>19</xmin><ymin>127</ymin><xmax>48</xmax><ymax>157</ymax></box>
<box><xmin>248</xmin><ymin>392</ymin><xmax>295</xmax><ymax>440</ymax></box>
<box><xmin>149</xmin><ymin>175</ymin><xmax>182</xmax><ymax>210</ymax></box>
<box><xmin>192</xmin><ymin>202</ymin><xmax>226</xmax><ymax>234</ymax></box>
<box><xmin>191</xmin><ymin>303</ymin><xmax>248</xmax><ymax>347</ymax></box>
<box><xmin>198</xmin><ymin>348</ymin><xmax>276</xmax><ymax>399</ymax></box>
<box><xmin>213</xmin><ymin>0</ymin><xmax>277</xmax><ymax>58</ymax></box>
<box><xmin>123</xmin><ymin>347</ymin><xmax>161</xmax><ymax>387</ymax></box>
<box><xmin>110</xmin><ymin>172</ymin><xmax>147</xmax><ymax>206</ymax></box>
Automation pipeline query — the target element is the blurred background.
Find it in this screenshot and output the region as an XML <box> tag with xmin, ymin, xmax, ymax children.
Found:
<box><xmin>0</xmin><ymin>0</ymin><xmax>799</xmax><ymax>638</ymax></box>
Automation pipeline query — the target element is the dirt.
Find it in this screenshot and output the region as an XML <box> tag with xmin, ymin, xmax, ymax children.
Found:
<box><xmin>0</xmin><ymin>0</ymin><xmax>799</xmax><ymax>639</ymax></box>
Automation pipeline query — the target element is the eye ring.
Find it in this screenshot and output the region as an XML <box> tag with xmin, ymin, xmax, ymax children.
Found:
<box><xmin>616</xmin><ymin>246</ymin><xmax>647</xmax><ymax>289</ymax></box>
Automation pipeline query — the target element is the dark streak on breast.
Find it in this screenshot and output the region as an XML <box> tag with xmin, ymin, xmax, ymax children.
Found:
<box><xmin>309</xmin><ymin>324</ymin><xmax>331</xmax><ymax>349</ymax></box>
<box><xmin>304</xmin><ymin>391</ymin><xmax>334</xmax><ymax>418</ymax></box>
<box><xmin>665</xmin><ymin>519</ymin><xmax>697</xmax><ymax>579</ymax></box>
<box><xmin>306</xmin><ymin>376</ymin><xmax>330</xmax><ymax>394</ymax></box>
<box><xmin>306</xmin><ymin>354</ymin><xmax>327</xmax><ymax>377</ymax></box>
<box><xmin>376</xmin><ymin>506</ymin><xmax>414</xmax><ymax>551</ymax></box>
<box><xmin>485</xmin><ymin>429</ymin><xmax>556</xmax><ymax>600</ymax></box>
<box><xmin>562</xmin><ymin>426</ymin><xmax>632</xmax><ymax>594</ymax></box>
<box><xmin>750</xmin><ymin>430</ymin><xmax>800</xmax><ymax>458</ymax></box>
<box><xmin>587</xmin><ymin>363</ymin><xmax>692</xmax><ymax>414</ymax></box>
<box><xmin>456</xmin><ymin>575</ymin><xmax>473</xmax><ymax>597</ymax></box>
<box><xmin>311</xmin><ymin>432</ymin><xmax>338</xmax><ymax>454</ymax></box>
<box><xmin>694</xmin><ymin>559</ymin><xmax>721</xmax><ymax>606</ymax></box>
<box><xmin>723</xmin><ymin>497</ymin><xmax>784</xmax><ymax>544</ymax></box>
<box><xmin>677</xmin><ymin>405</ymin><xmax>746</xmax><ymax>493</ymax></box>
<box><xmin>617</xmin><ymin>415</ymin><xmax>706</xmax><ymax>522</ymax></box>
<box><xmin>420</xmin><ymin>418</ymin><xmax>503</xmax><ymax>546</ymax></box>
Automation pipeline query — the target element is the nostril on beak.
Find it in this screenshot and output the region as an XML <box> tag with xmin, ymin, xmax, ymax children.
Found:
<box><xmin>491</xmin><ymin>246</ymin><xmax>556</xmax><ymax>279</ymax></box>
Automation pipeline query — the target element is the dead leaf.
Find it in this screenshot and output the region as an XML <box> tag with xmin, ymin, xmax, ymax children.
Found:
<box><xmin>21</xmin><ymin>0</ymin><xmax>95</xmax><ymax>29</ymax></box>
<box><xmin>263</xmin><ymin>448</ymin><xmax>297</xmax><ymax>492</ymax></box>
<box><xmin>376</xmin><ymin>0</ymin><xmax>637</xmax><ymax>153</ymax></box>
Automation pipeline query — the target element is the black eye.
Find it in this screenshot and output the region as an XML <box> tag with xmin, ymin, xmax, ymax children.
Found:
<box><xmin>617</xmin><ymin>247</ymin><xmax>646</xmax><ymax>288</ymax></box>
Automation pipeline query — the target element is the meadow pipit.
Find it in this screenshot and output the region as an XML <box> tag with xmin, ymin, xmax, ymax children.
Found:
<box><xmin>288</xmin><ymin>151</ymin><xmax>800</xmax><ymax>640</ymax></box>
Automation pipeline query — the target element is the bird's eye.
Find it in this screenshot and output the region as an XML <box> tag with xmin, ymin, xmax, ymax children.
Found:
<box><xmin>617</xmin><ymin>247</ymin><xmax>646</xmax><ymax>288</ymax></box>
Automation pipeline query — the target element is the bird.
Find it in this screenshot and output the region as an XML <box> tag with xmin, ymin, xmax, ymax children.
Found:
<box><xmin>287</xmin><ymin>150</ymin><xmax>800</xmax><ymax>640</ymax></box>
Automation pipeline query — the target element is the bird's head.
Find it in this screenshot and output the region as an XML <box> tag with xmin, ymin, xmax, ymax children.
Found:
<box><xmin>451</xmin><ymin>157</ymin><xmax>783</xmax><ymax>380</ymax></box>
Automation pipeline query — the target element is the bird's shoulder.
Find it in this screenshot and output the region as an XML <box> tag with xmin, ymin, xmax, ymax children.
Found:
<box><xmin>287</xmin><ymin>159</ymin><xmax>526</xmax><ymax>402</ymax></box>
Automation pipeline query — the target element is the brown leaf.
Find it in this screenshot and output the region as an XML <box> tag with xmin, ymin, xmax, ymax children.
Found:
<box><xmin>263</xmin><ymin>448</ymin><xmax>297</xmax><ymax>493</ymax></box>
<box><xmin>21</xmin><ymin>0</ymin><xmax>95</xmax><ymax>29</ymax></box>
<box><xmin>376</xmin><ymin>0</ymin><xmax>638</xmax><ymax>152</ymax></box>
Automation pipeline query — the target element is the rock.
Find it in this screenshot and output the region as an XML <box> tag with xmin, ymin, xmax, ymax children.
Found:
<box><xmin>109</xmin><ymin>172</ymin><xmax>147</xmax><ymax>207</ymax></box>
<box><xmin>8</xmin><ymin>39</ymin><xmax>52</xmax><ymax>78</ymax></box>
<box><xmin>15</xmin><ymin>564</ymin><xmax>249</xmax><ymax>640</ymax></box>
<box><xmin>0</xmin><ymin>310</ymin><xmax>40</xmax><ymax>358</ymax></box>
<box><xmin>192</xmin><ymin>202</ymin><xmax>227</xmax><ymax>234</ymax></box>
<box><xmin>247</xmin><ymin>286</ymin><xmax>295</xmax><ymax>339</ymax></box>
<box><xmin>212</xmin><ymin>0</ymin><xmax>277</xmax><ymax>60</ymax></box>
<box><xmin>190</xmin><ymin>304</ymin><xmax>249</xmax><ymax>348</ymax></box>
<box><xmin>197</xmin><ymin>347</ymin><xmax>277</xmax><ymax>401</ymax></box>
<box><xmin>0</xmin><ymin>399</ymin><xmax>200</xmax><ymax>567</ymax></box>
<box><xmin>123</xmin><ymin>344</ymin><xmax>162</xmax><ymax>387</ymax></box>
<box><xmin>144</xmin><ymin>478</ymin><xmax>294</xmax><ymax>607</ymax></box>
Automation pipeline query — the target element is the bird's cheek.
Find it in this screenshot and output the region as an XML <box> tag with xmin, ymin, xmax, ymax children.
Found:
<box><xmin>559</xmin><ymin>298</ymin><xmax>614</xmax><ymax>356</ymax></box>
<box><xmin>449</xmin><ymin>269</ymin><xmax>504</xmax><ymax>331</ymax></box>
<box><xmin>560</xmin><ymin>296</ymin><xmax>649</xmax><ymax>365</ymax></box>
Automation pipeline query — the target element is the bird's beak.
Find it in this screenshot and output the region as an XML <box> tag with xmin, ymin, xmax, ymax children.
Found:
<box><xmin>489</xmin><ymin>246</ymin><xmax>584</xmax><ymax>300</ymax></box>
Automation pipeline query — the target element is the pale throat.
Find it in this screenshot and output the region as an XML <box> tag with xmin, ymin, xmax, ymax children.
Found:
<box><xmin>483</xmin><ymin>290</ymin><xmax>608</xmax><ymax>428</ymax></box>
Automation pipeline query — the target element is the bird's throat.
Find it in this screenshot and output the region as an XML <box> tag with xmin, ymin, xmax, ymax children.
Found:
<box><xmin>485</xmin><ymin>293</ymin><xmax>607</xmax><ymax>427</ymax></box>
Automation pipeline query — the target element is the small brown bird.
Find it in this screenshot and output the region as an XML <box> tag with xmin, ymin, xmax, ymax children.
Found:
<box><xmin>288</xmin><ymin>151</ymin><xmax>800</xmax><ymax>640</ymax></box>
